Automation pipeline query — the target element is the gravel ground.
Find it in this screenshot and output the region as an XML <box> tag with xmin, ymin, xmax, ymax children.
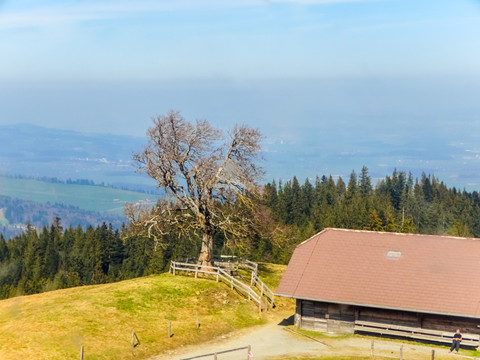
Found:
<box><xmin>151</xmin><ymin>316</ymin><xmax>472</xmax><ymax>360</ymax></box>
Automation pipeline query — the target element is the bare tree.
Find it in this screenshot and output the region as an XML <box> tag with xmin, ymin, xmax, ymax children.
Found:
<box><xmin>128</xmin><ymin>110</ymin><xmax>263</xmax><ymax>266</ymax></box>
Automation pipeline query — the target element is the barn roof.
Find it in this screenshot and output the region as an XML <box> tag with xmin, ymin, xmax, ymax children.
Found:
<box><xmin>276</xmin><ymin>228</ymin><xmax>480</xmax><ymax>318</ymax></box>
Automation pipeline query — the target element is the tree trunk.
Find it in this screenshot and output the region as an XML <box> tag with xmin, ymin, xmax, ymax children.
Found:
<box><xmin>197</xmin><ymin>231</ymin><xmax>213</xmax><ymax>267</ymax></box>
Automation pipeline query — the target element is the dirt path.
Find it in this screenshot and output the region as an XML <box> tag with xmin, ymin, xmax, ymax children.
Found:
<box><xmin>151</xmin><ymin>317</ymin><xmax>470</xmax><ymax>360</ymax></box>
<box><xmin>151</xmin><ymin>322</ymin><xmax>325</xmax><ymax>360</ymax></box>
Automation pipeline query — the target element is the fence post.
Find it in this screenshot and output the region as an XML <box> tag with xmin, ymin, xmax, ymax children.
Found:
<box><xmin>247</xmin><ymin>345</ymin><xmax>252</xmax><ymax>360</ymax></box>
<box><xmin>168</xmin><ymin>321</ymin><xmax>172</xmax><ymax>338</ymax></box>
<box><xmin>251</xmin><ymin>271</ymin><xmax>254</xmax><ymax>286</ymax></box>
<box><xmin>400</xmin><ymin>344</ymin><xmax>403</xmax><ymax>360</ymax></box>
<box><xmin>431</xmin><ymin>349</ymin><xmax>435</xmax><ymax>360</ymax></box>
<box><xmin>173</xmin><ymin>262</ymin><xmax>176</xmax><ymax>276</ymax></box>
<box><xmin>80</xmin><ymin>345</ymin><xmax>84</xmax><ymax>360</ymax></box>
<box><xmin>213</xmin><ymin>353</ymin><xmax>218</xmax><ymax>360</ymax></box>
<box><xmin>131</xmin><ymin>330</ymin><xmax>140</xmax><ymax>349</ymax></box>
<box><xmin>371</xmin><ymin>339</ymin><xmax>374</xmax><ymax>357</ymax></box>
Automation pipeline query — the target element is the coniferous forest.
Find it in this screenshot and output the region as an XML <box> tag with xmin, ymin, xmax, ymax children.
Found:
<box><xmin>1</xmin><ymin>167</ymin><xmax>480</xmax><ymax>299</ymax></box>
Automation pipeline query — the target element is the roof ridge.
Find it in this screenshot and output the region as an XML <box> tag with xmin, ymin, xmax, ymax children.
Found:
<box><xmin>315</xmin><ymin>227</ymin><xmax>480</xmax><ymax>242</ymax></box>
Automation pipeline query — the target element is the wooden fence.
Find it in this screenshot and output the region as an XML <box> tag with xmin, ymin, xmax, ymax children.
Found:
<box><xmin>169</xmin><ymin>261</ymin><xmax>273</xmax><ymax>311</ymax></box>
<box><xmin>180</xmin><ymin>345</ymin><xmax>252</xmax><ymax>360</ymax></box>
<box><xmin>250</xmin><ymin>271</ymin><xmax>275</xmax><ymax>308</ymax></box>
<box><xmin>213</xmin><ymin>258</ymin><xmax>258</xmax><ymax>277</ymax></box>
<box><xmin>355</xmin><ymin>320</ymin><xmax>480</xmax><ymax>348</ymax></box>
<box><xmin>212</xmin><ymin>259</ymin><xmax>274</xmax><ymax>309</ymax></box>
<box><xmin>170</xmin><ymin>261</ymin><xmax>265</xmax><ymax>310</ymax></box>
<box><xmin>213</xmin><ymin>258</ymin><xmax>273</xmax><ymax>308</ymax></box>
<box><xmin>241</xmin><ymin>260</ymin><xmax>258</xmax><ymax>276</ymax></box>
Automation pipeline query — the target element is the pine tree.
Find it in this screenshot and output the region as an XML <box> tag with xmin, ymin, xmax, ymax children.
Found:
<box><xmin>384</xmin><ymin>210</ymin><xmax>398</xmax><ymax>232</ymax></box>
<box><xmin>290</xmin><ymin>176</ymin><xmax>303</xmax><ymax>225</ymax></box>
<box><xmin>346</xmin><ymin>170</ymin><xmax>357</xmax><ymax>199</ymax></box>
<box><xmin>0</xmin><ymin>234</ymin><xmax>7</xmax><ymax>262</ymax></box>
<box><xmin>365</xmin><ymin>209</ymin><xmax>383</xmax><ymax>231</ymax></box>
<box><xmin>336</xmin><ymin>177</ymin><xmax>346</xmax><ymax>202</ymax></box>
<box><xmin>275</xmin><ymin>180</ymin><xmax>288</xmax><ymax>223</ymax></box>
<box><xmin>263</xmin><ymin>180</ymin><xmax>278</xmax><ymax>210</ymax></box>
<box><xmin>422</xmin><ymin>173</ymin><xmax>434</xmax><ymax>203</ymax></box>
<box><xmin>302</xmin><ymin>178</ymin><xmax>313</xmax><ymax>219</ymax></box>
<box><xmin>359</xmin><ymin>166</ymin><xmax>373</xmax><ymax>198</ymax></box>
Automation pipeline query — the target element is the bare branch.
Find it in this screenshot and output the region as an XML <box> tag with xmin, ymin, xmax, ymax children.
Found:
<box><xmin>131</xmin><ymin>111</ymin><xmax>263</xmax><ymax>265</ymax></box>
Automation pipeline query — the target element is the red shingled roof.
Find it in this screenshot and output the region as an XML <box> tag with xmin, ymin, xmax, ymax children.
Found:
<box><xmin>276</xmin><ymin>228</ymin><xmax>480</xmax><ymax>318</ymax></box>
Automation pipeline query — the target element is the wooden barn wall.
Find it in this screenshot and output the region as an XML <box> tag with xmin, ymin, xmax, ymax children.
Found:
<box><xmin>359</xmin><ymin>307</ymin><xmax>419</xmax><ymax>326</ymax></box>
<box><xmin>296</xmin><ymin>299</ymin><xmax>355</xmax><ymax>333</ymax></box>
<box><xmin>421</xmin><ymin>314</ymin><xmax>480</xmax><ymax>334</ymax></box>
<box><xmin>295</xmin><ymin>299</ymin><xmax>480</xmax><ymax>335</ymax></box>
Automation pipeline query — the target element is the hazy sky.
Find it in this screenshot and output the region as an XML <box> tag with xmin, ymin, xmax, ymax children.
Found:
<box><xmin>2</xmin><ymin>0</ymin><xmax>480</xmax><ymax>82</ymax></box>
<box><xmin>1</xmin><ymin>0</ymin><xmax>480</xmax><ymax>187</ymax></box>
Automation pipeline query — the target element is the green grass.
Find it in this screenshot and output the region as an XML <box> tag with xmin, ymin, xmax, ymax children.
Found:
<box><xmin>258</xmin><ymin>262</ymin><xmax>291</xmax><ymax>289</ymax></box>
<box><xmin>0</xmin><ymin>272</ymin><xmax>273</xmax><ymax>360</ymax></box>
<box><xmin>0</xmin><ymin>176</ymin><xmax>158</xmax><ymax>215</ymax></box>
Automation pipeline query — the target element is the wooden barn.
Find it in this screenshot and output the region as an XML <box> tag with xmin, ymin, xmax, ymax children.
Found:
<box><xmin>276</xmin><ymin>228</ymin><xmax>480</xmax><ymax>347</ymax></box>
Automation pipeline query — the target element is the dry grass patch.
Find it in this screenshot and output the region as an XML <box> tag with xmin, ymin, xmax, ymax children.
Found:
<box><xmin>0</xmin><ymin>273</ymin><xmax>266</xmax><ymax>359</ymax></box>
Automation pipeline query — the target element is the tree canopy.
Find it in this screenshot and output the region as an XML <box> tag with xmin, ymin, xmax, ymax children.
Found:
<box><xmin>127</xmin><ymin>110</ymin><xmax>263</xmax><ymax>265</ymax></box>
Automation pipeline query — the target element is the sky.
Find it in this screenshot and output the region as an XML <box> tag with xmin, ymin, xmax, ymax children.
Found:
<box><xmin>1</xmin><ymin>0</ymin><xmax>480</xmax><ymax>188</ymax></box>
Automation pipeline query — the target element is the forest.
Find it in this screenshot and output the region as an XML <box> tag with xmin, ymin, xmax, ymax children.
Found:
<box><xmin>1</xmin><ymin>167</ymin><xmax>480</xmax><ymax>299</ymax></box>
<box><xmin>0</xmin><ymin>222</ymin><xmax>166</xmax><ymax>299</ymax></box>
<box><xmin>263</xmin><ymin>166</ymin><xmax>480</xmax><ymax>239</ymax></box>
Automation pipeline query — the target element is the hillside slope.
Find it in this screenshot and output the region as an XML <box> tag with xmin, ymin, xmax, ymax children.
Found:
<box><xmin>0</xmin><ymin>264</ymin><xmax>288</xmax><ymax>360</ymax></box>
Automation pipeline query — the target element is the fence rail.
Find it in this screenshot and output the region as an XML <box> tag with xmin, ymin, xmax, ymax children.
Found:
<box><xmin>250</xmin><ymin>272</ymin><xmax>275</xmax><ymax>308</ymax></box>
<box><xmin>242</xmin><ymin>260</ymin><xmax>258</xmax><ymax>276</ymax></box>
<box><xmin>355</xmin><ymin>320</ymin><xmax>480</xmax><ymax>348</ymax></box>
<box><xmin>180</xmin><ymin>345</ymin><xmax>251</xmax><ymax>360</ymax></box>
<box><xmin>213</xmin><ymin>257</ymin><xmax>258</xmax><ymax>277</ymax></box>
<box><xmin>170</xmin><ymin>262</ymin><xmax>264</xmax><ymax>310</ymax></box>
<box><xmin>212</xmin><ymin>258</ymin><xmax>268</xmax><ymax>304</ymax></box>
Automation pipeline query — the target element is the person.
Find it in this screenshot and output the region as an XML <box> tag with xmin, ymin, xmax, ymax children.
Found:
<box><xmin>449</xmin><ymin>329</ymin><xmax>462</xmax><ymax>353</ymax></box>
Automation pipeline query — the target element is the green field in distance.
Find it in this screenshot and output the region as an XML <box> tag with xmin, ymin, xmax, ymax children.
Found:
<box><xmin>0</xmin><ymin>176</ymin><xmax>158</xmax><ymax>216</ymax></box>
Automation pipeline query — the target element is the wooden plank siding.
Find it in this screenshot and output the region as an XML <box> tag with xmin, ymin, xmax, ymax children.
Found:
<box><xmin>354</xmin><ymin>320</ymin><xmax>480</xmax><ymax>347</ymax></box>
<box><xmin>298</xmin><ymin>300</ymin><xmax>354</xmax><ymax>333</ymax></box>
<box><xmin>295</xmin><ymin>299</ymin><xmax>480</xmax><ymax>348</ymax></box>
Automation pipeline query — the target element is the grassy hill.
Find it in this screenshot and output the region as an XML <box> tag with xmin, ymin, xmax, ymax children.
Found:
<box><xmin>0</xmin><ymin>176</ymin><xmax>158</xmax><ymax>216</ymax></box>
<box><xmin>0</xmin><ymin>264</ymin><xmax>289</xmax><ymax>360</ymax></box>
